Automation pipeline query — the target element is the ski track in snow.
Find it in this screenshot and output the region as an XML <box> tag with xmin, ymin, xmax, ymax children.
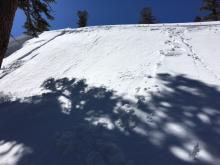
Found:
<box><xmin>180</xmin><ymin>32</ymin><xmax>220</xmax><ymax>81</ymax></box>
<box><xmin>162</xmin><ymin>27</ymin><xmax>220</xmax><ymax>81</ymax></box>
<box><xmin>0</xmin><ymin>31</ymin><xmax>66</xmax><ymax>79</ymax></box>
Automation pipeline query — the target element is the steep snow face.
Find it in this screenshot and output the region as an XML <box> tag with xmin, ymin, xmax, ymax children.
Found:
<box><xmin>1</xmin><ymin>22</ymin><xmax>220</xmax><ymax>165</ymax></box>
<box><xmin>1</xmin><ymin>23</ymin><xmax>220</xmax><ymax>97</ymax></box>
<box><xmin>6</xmin><ymin>35</ymin><xmax>33</xmax><ymax>58</ymax></box>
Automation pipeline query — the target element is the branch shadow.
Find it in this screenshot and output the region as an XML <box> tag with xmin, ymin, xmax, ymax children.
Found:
<box><xmin>0</xmin><ymin>74</ymin><xmax>220</xmax><ymax>165</ymax></box>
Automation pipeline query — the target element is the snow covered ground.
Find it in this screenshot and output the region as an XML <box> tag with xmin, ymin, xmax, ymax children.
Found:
<box><xmin>5</xmin><ymin>35</ymin><xmax>33</xmax><ymax>58</ymax></box>
<box><xmin>0</xmin><ymin>22</ymin><xmax>220</xmax><ymax>165</ymax></box>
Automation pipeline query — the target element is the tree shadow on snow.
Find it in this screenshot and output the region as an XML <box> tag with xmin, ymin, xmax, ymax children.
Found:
<box><xmin>0</xmin><ymin>74</ymin><xmax>220</xmax><ymax>165</ymax></box>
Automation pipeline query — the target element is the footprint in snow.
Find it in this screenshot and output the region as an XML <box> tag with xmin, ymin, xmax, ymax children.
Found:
<box><xmin>146</xmin><ymin>113</ymin><xmax>154</xmax><ymax>123</ymax></box>
<box><xmin>135</xmin><ymin>87</ymin><xmax>141</xmax><ymax>93</ymax></box>
<box><xmin>164</xmin><ymin>40</ymin><xmax>171</xmax><ymax>44</ymax></box>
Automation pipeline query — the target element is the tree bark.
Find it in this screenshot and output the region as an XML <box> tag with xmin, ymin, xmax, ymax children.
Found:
<box><xmin>0</xmin><ymin>0</ymin><xmax>18</xmax><ymax>69</ymax></box>
<box><xmin>212</xmin><ymin>0</ymin><xmax>219</xmax><ymax>21</ymax></box>
<box><xmin>212</xmin><ymin>9</ymin><xmax>218</xmax><ymax>20</ymax></box>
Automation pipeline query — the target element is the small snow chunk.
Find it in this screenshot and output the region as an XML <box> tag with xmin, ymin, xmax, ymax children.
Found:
<box><xmin>189</xmin><ymin>142</ymin><xmax>201</xmax><ymax>160</ymax></box>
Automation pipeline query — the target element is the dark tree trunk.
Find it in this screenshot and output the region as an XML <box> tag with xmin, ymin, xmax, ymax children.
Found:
<box><xmin>212</xmin><ymin>9</ymin><xmax>218</xmax><ymax>20</ymax></box>
<box><xmin>0</xmin><ymin>0</ymin><xmax>18</xmax><ymax>69</ymax></box>
<box><xmin>212</xmin><ymin>0</ymin><xmax>219</xmax><ymax>21</ymax></box>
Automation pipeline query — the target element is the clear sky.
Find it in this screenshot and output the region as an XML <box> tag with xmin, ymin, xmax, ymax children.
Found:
<box><xmin>12</xmin><ymin>0</ymin><xmax>203</xmax><ymax>36</ymax></box>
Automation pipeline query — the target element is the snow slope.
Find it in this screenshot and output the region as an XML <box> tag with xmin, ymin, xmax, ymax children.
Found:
<box><xmin>0</xmin><ymin>22</ymin><xmax>220</xmax><ymax>165</ymax></box>
<box><xmin>6</xmin><ymin>35</ymin><xmax>33</xmax><ymax>58</ymax></box>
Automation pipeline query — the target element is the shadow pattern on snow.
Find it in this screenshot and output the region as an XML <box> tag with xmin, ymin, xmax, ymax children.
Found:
<box><xmin>0</xmin><ymin>74</ymin><xmax>220</xmax><ymax>165</ymax></box>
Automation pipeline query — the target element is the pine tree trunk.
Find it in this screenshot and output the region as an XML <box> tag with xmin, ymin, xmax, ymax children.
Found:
<box><xmin>212</xmin><ymin>0</ymin><xmax>219</xmax><ymax>21</ymax></box>
<box><xmin>0</xmin><ymin>0</ymin><xmax>18</xmax><ymax>69</ymax></box>
<box><xmin>212</xmin><ymin>9</ymin><xmax>218</xmax><ymax>20</ymax></box>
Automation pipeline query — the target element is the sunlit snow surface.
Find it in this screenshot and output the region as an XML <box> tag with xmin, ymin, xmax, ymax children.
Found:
<box><xmin>0</xmin><ymin>22</ymin><xmax>220</xmax><ymax>165</ymax></box>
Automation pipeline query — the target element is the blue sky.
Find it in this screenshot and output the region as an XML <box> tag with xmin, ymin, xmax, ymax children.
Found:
<box><xmin>12</xmin><ymin>0</ymin><xmax>203</xmax><ymax>36</ymax></box>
